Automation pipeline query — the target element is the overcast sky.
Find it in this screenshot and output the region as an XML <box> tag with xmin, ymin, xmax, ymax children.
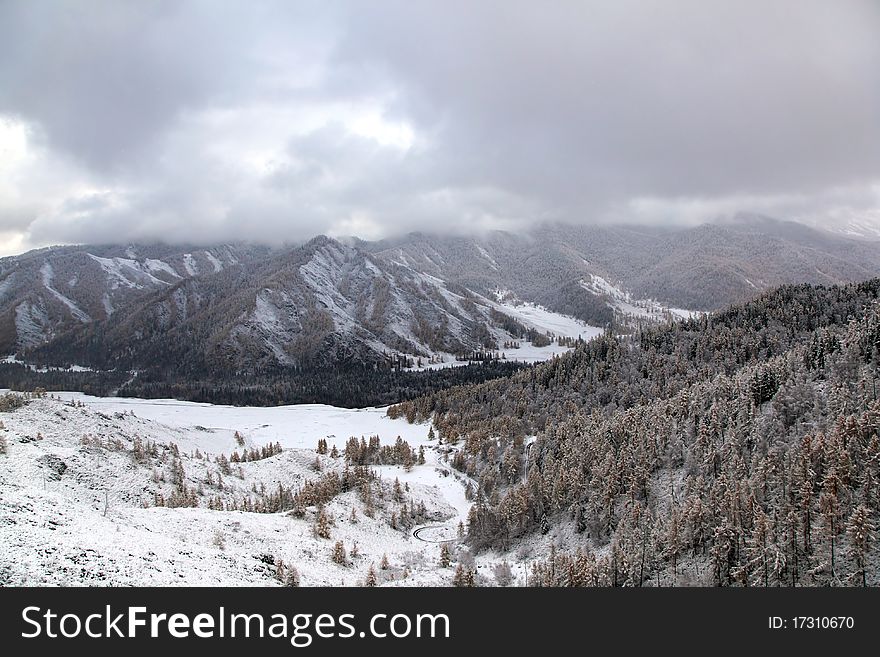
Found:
<box><xmin>1</xmin><ymin>0</ymin><xmax>879</xmax><ymax>255</ymax></box>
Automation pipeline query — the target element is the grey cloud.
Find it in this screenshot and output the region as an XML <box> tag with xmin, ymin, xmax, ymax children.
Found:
<box><xmin>337</xmin><ymin>0</ymin><xmax>880</xmax><ymax>203</ymax></box>
<box><xmin>0</xmin><ymin>0</ymin><xmax>338</xmax><ymax>174</ymax></box>
<box><xmin>1</xmin><ymin>0</ymin><xmax>879</xmax><ymax>253</ymax></box>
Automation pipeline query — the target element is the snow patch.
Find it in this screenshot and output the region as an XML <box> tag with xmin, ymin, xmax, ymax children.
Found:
<box><xmin>14</xmin><ymin>301</ymin><xmax>50</xmax><ymax>346</ymax></box>
<box><xmin>580</xmin><ymin>275</ymin><xmax>701</xmax><ymax>322</ymax></box>
<box><xmin>2</xmin><ymin>355</ymin><xmax>95</xmax><ymax>373</ymax></box>
<box><xmin>204</xmin><ymin>251</ymin><xmax>223</xmax><ymax>273</ymax></box>
<box><xmin>145</xmin><ymin>258</ymin><xmax>181</xmax><ymax>278</ymax></box>
<box><xmin>0</xmin><ymin>395</ymin><xmax>551</xmax><ymax>586</ymax></box>
<box><xmin>40</xmin><ymin>262</ymin><xmax>90</xmax><ymax>322</ymax></box>
<box><xmin>182</xmin><ymin>254</ymin><xmax>197</xmax><ymax>276</ymax></box>
<box><xmin>89</xmin><ymin>255</ymin><xmax>170</xmax><ymax>290</ymax></box>
<box><xmin>251</xmin><ymin>292</ymin><xmax>293</xmax><ymax>364</ymax></box>
<box><xmin>475</xmin><ymin>245</ymin><xmax>499</xmax><ymax>270</ymax></box>
<box><xmin>491</xmin><ymin>299</ymin><xmax>602</xmax><ymax>340</ymax></box>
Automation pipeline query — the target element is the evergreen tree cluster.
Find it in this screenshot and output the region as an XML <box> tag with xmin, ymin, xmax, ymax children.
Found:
<box><xmin>344</xmin><ymin>435</ymin><xmax>417</xmax><ymax>469</ymax></box>
<box><xmin>0</xmin><ymin>360</ymin><xmax>528</xmax><ymax>408</ymax></box>
<box><xmin>392</xmin><ymin>280</ymin><xmax>880</xmax><ymax>585</ymax></box>
<box><xmin>230</xmin><ymin>441</ymin><xmax>282</xmax><ymax>463</ymax></box>
<box><xmin>205</xmin><ymin>465</ymin><xmax>377</xmax><ymax>515</ymax></box>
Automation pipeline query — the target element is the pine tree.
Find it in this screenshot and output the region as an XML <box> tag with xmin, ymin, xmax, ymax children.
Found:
<box><xmin>380</xmin><ymin>553</ymin><xmax>389</xmax><ymax>570</ymax></box>
<box><xmin>452</xmin><ymin>564</ymin><xmax>466</xmax><ymax>586</ymax></box>
<box><xmin>364</xmin><ymin>565</ymin><xmax>378</xmax><ymax>587</ymax></box>
<box><xmin>452</xmin><ymin>564</ymin><xmax>476</xmax><ymax>587</ymax></box>
<box><xmin>493</xmin><ymin>561</ymin><xmax>514</xmax><ymax>586</ymax></box>
<box><xmin>332</xmin><ymin>540</ymin><xmax>348</xmax><ymax>566</ymax></box>
<box><xmin>744</xmin><ymin>507</ymin><xmax>780</xmax><ymax>587</ymax></box>
<box><xmin>285</xmin><ymin>566</ymin><xmax>301</xmax><ymax>587</ymax></box>
<box><xmin>782</xmin><ymin>508</ymin><xmax>800</xmax><ymax>586</ymax></box>
<box><xmin>314</xmin><ymin>506</ymin><xmax>332</xmax><ymax>539</ymax></box>
<box><xmin>846</xmin><ymin>504</ymin><xmax>875</xmax><ymax>587</ymax></box>
<box><xmin>819</xmin><ymin>475</ymin><xmax>841</xmax><ymax>581</ymax></box>
<box><xmin>439</xmin><ymin>543</ymin><xmax>451</xmax><ymax>568</ymax></box>
<box><xmin>275</xmin><ymin>558</ymin><xmax>287</xmax><ymax>583</ymax></box>
<box><xmin>711</xmin><ymin>521</ymin><xmax>737</xmax><ymax>586</ymax></box>
<box><xmin>664</xmin><ymin>506</ymin><xmax>681</xmax><ymax>583</ymax></box>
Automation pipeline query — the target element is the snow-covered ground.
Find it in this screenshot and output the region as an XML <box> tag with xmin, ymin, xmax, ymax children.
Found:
<box><xmin>49</xmin><ymin>393</ymin><xmax>431</xmax><ymax>455</ymax></box>
<box><xmin>403</xmin><ymin>297</ymin><xmax>604</xmax><ymax>371</ymax></box>
<box><xmin>0</xmin><ymin>393</ymin><xmax>523</xmax><ymax>586</ymax></box>
<box><xmin>402</xmin><ymin>340</ymin><xmax>576</xmax><ymax>370</ymax></box>
<box><xmin>2</xmin><ymin>355</ymin><xmax>98</xmax><ymax>373</ymax></box>
<box><xmin>580</xmin><ymin>275</ymin><xmax>703</xmax><ymax>322</ymax></box>
<box><xmin>491</xmin><ymin>299</ymin><xmax>603</xmax><ymax>340</ymax></box>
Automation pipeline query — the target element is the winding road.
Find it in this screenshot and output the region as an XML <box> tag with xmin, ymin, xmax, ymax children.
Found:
<box><xmin>412</xmin><ymin>525</ymin><xmax>459</xmax><ymax>543</ymax></box>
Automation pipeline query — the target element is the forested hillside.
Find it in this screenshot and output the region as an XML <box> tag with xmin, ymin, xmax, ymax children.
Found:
<box><xmin>390</xmin><ymin>280</ymin><xmax>880</xmax><ymax>585</ymax></box>
<box><xmin>372</xmin><ymin>217</ymin><xmax>880</xmax><ymax>315</ymax></box>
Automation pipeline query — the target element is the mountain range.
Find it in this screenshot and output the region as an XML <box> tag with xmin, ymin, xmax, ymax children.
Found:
<box><xmin>1</xmin><ymin>215</ymin><xmax>878</xmax><ymax>381</ymax></box>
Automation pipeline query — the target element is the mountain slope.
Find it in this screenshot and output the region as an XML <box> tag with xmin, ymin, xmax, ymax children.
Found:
<box><xmin>390</xmin><ymin>279</ymin><xmax>880</xmax><ymax>585</ymax></box>
<box><xmin>24</xmin><ymin>236</ymin><xmax>590</xmax><ymax>376</ymax></box>
<box><xmin>2</xmin><ymin>217</ymin><xmax>878</xmax><ymax>395</ymax></box>
<box><xmin>372</xmin><ymin>217</ymin><xmax>880</xmax><ymax>315</ymax></box>
<box><xmin>0</xmin><ymin>243</ymin><xmax>269</xmax><ymax>354</ymax></box>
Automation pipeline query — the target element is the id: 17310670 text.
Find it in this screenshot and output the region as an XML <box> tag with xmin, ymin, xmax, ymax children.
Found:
<box><xmin>768</xmin><ymin>616</ymin><xmax>854</xmax><ymax>630</ymax></box>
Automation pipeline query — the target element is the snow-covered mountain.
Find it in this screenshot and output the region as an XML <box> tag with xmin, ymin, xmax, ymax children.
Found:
<box><xmin>370</xmin><ymin>217</ymin><xmax>880</xmax><ymax>315</ymax></box>
<box><xmin>0</xmin><ymin>243</ymin><xmax>269</xmax><ymax>354</ymax></box>
<box><xmin>3</xmin><ymin>216</ymin><xmax>879</xmax><ymax>379</ymax></box>
<box><xmin>20</xmin><ymin>236</ymin><xmax>599</xmax><ymax>375</ymax></box>
<box><xmin>797</xmin><ymin>214</ymin><xmax>880</xmax><ymax>241</ymax></box>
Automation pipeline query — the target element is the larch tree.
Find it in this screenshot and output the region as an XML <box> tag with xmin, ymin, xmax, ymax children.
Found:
<box><xmin>846</xmin><ymin>504</ymin><xmax>875</xmax><ymax>587</ymax></box>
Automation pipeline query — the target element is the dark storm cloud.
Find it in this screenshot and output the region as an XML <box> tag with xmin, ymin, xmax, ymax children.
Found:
<box><xmin>1</xmin><ymin>0</ymin><xmax>879</xmax><ymax>253</ymax></box>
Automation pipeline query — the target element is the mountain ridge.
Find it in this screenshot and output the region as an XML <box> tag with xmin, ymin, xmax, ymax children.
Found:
<box><xmin>1</xmin><ymin>218</ymin><xmax>878</xmax><ymax>381</ymax></box>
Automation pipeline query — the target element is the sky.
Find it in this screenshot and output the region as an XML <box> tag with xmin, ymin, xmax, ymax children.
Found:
<box><xmin>1</xmin><ymin>0</ymin><xmax>879</xmax><ymax>256</ymax></box>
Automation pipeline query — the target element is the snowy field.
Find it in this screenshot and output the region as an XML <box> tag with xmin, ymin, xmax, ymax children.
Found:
<box><xmin>491</xmin><ymin>299</ymin><xmax>603</xmax><ymax>340</ymax></box>
<box><xmin>2</xmin><ymin>355</ymin><xmax>99</xmax><ymax>373</ymax></box>
<box><xmin>0</xmin><ymin>393</ymin><xmax>525</xmax><ymax>587</ymax></box>
<box><xmin>404</xmin><ymin>298</ymin><xmax>604</xmax><ymax>371</ymax></box>
<box><xmin>580</xmin><ymin>275</ymin><xmax>703</xmax><ymax>322</ymax></box>
<box><xmin>49</xmin><ymin>393</ymin><xmax>431</xmax><ymax>455</ymax></box>
<box><xmin>47</xmin><ymin>391</ymin><xmax>475</xmax><ymax>526</ymax></box>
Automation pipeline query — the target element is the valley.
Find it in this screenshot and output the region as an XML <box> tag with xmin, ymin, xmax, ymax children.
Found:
<box><xmin>0</xmin><ymin>392</ymin><xmax>512</xmax><ymax>586</ymax></box>
<box><xmin>2</xmin><ymin>221</ymin><xmax>880</xmax><ymax>587</ymax></box>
